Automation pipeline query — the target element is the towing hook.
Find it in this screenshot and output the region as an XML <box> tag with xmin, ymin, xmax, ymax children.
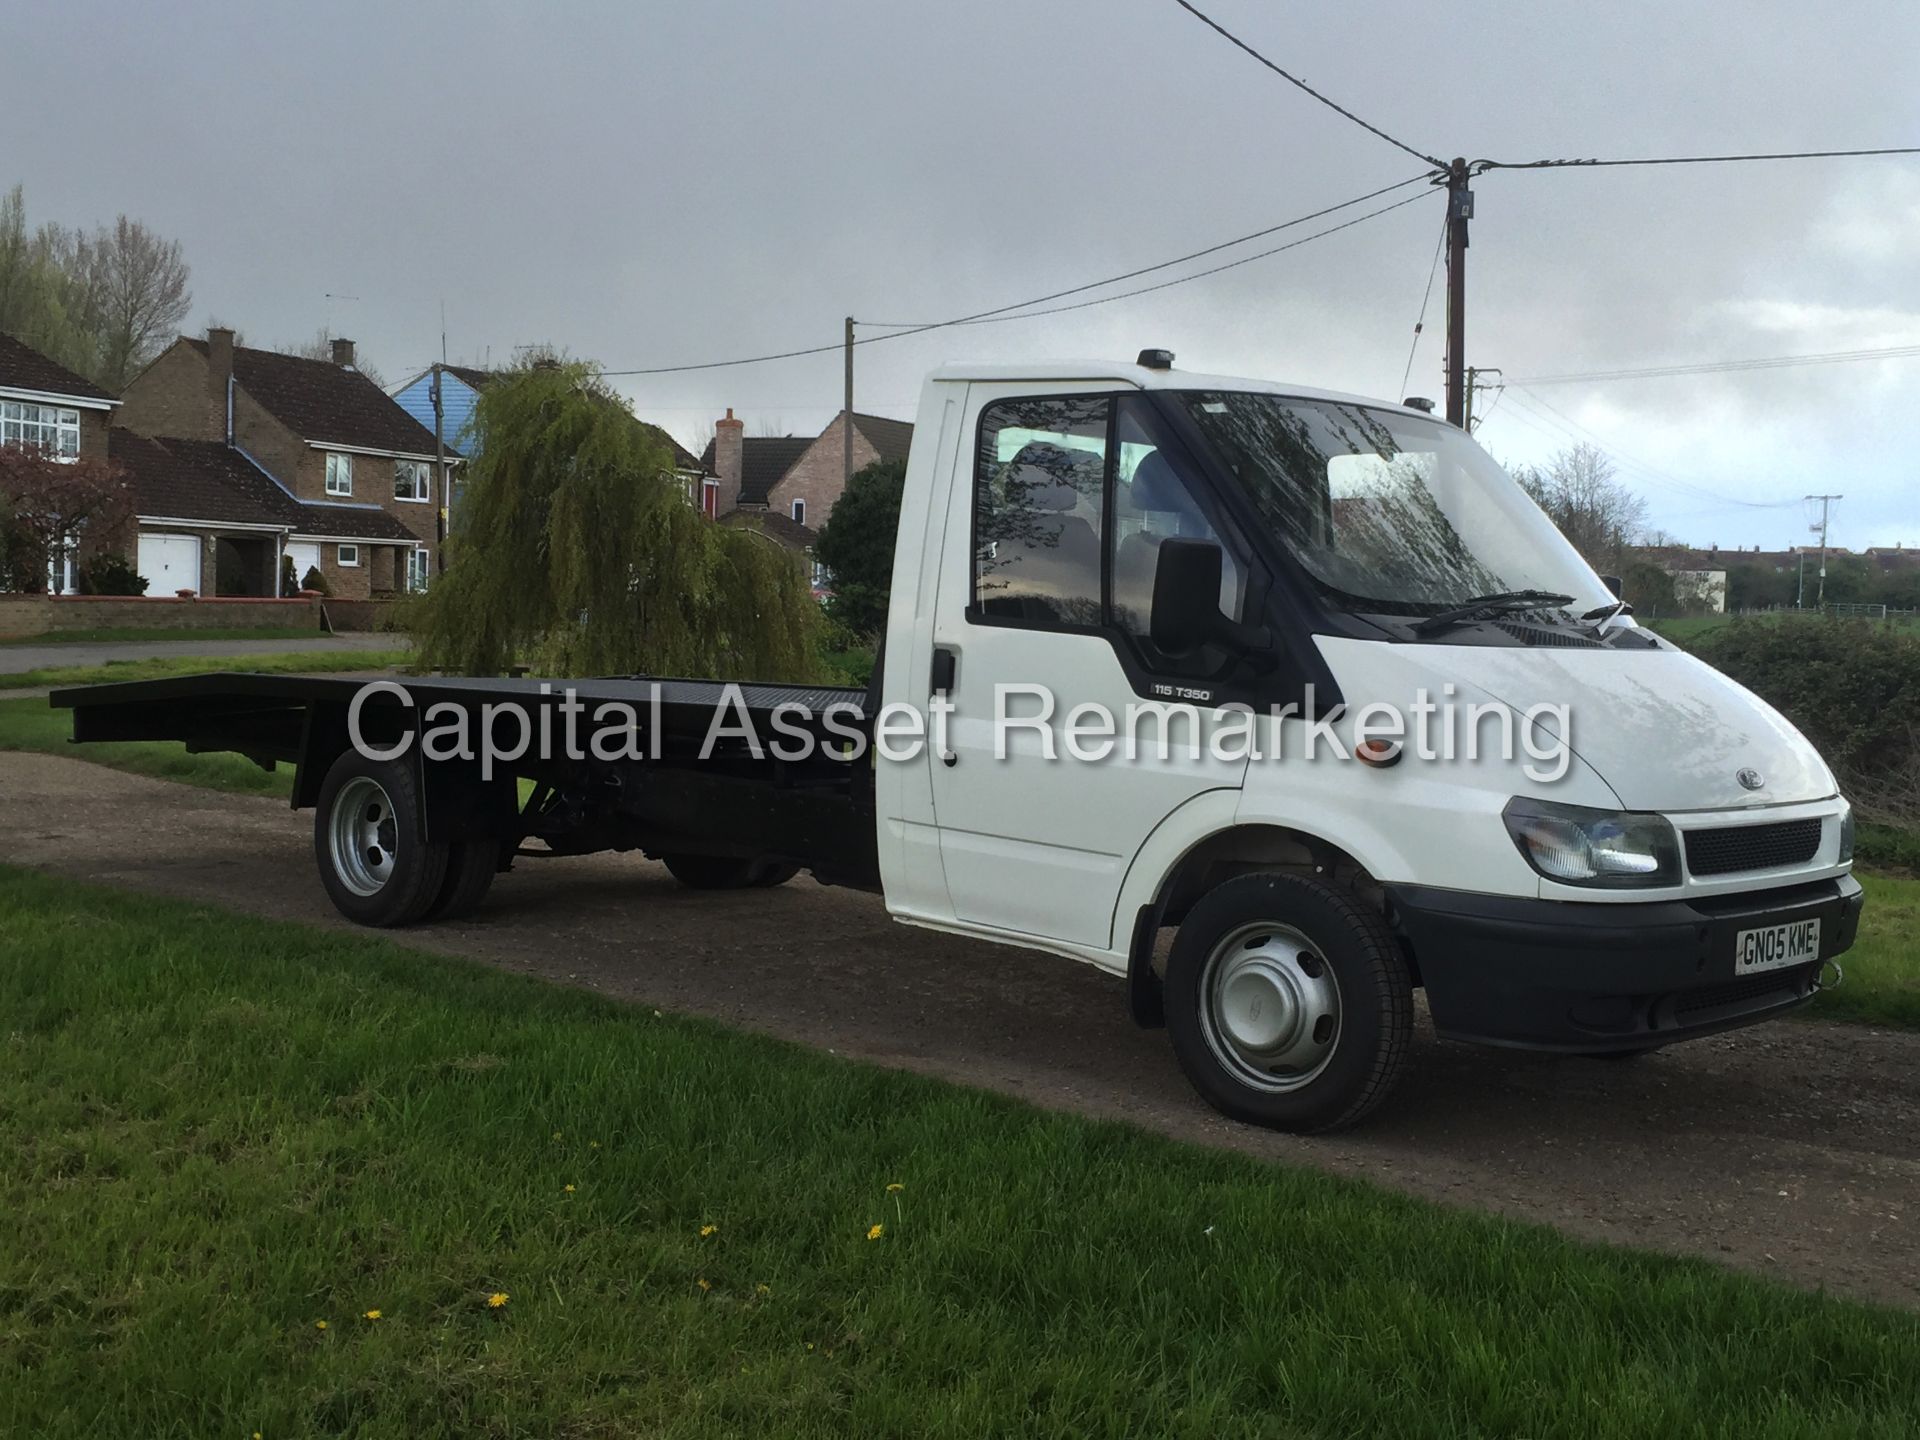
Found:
<box><xmin>1815</xmin><ymin>958</ymin><xmax>1845</xmax><ymax>992</ymax></box>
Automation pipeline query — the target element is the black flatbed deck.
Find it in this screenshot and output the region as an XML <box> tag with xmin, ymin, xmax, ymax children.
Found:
<box><xmin>50</xmin><ymin>671</ymin><xmax>869</xmax><ymax>720</ymax></box>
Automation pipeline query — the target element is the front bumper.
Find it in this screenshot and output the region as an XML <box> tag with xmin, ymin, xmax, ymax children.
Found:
<box><xmin>1387</xmin><ymin>874</ymin><xmax>1864</xmax><ymax>1053</ymax></box>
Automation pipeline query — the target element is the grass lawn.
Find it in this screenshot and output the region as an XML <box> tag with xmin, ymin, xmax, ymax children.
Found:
<box><xmin>3</xmin><ymin>868</ymin><xmax>1918</xmax><ymax>1438</ymax></box>
<box><xmin>0</xmin><ymin>647</ymin><xmax>411</xmax><ymax>692</ymax></box>
<box><xmin>1818</xmin><ymin>872</ymin><xmax>1920</xmax><ymax>1028</ymax></box>
<box><xmin>0</xmin><ymin>625</ymin><xmax>351</xmax><ymax>647</ymax></box>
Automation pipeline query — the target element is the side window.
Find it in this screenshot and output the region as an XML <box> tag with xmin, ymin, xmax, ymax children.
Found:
<box><xmin>1109</xmin><ymin>395</ymin><xmax>1245</xmax><ymax>644</ymax></box>
<box><xmin>973</xmin><ymin>396</ymin><xmax>1108</xmax><ymax>626</ymax></box>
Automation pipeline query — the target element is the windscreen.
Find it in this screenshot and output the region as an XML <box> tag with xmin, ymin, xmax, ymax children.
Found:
<box><xmin>1176</xmin><ymin>392</ymin><xmax>1612</xmax><ymax>614</ymax></box>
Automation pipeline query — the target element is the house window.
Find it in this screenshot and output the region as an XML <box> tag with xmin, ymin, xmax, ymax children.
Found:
<box><xmin>790</xmin><ymin>498</ymin><xmax>806</xmax><ymax>525</ymax></box>
<box><xmin>337</xmin><ymin>544</ymin><xmax>360</xmax><ymax>567</ymax></box>
<box><xmin>325</xmin><ymin>452</ymin><xmax>353</xmax><ymax>496</ymax></box>
<box><xmin>395</xmin><ymin>459</ymin><xmax>431</xmax><ymax>502</ymax></box>
<box><xmin>1</xmin><ymin>401</ymin><xmax>81</xmax><ymax>461</ymax></box>
<box><xmin>406</xmin><ymin>549</ymin><xmax>431</xmax><ymax>592</ymax></box>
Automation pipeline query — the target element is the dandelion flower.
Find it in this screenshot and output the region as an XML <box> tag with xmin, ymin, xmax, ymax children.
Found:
<box><xmin>696</xmin><ymin>1277</ymin><xmax>711</xmax><ymax>1292</ymax></box>
<box><xmin>552</xmin><ymin>1131</ymin><xmax>563</xmax><ymax>1141</ymax></box>
<box><xmin>314</xmin><ymin>1320</ymin><xmax>328</xmax><ymax>1331</ymax></box>
<box><xmin>563</xmin><ymin>1184</ymin><xmax>575</xmax><ymax>1194</ymax></box>
<box><xmin>867</xmin><ymin>1223</ymin><xmax>884</xmax><ymax>1241</ymax></box>
<box><xmin>589</xmin><ymin>1140</ymin><xmax>600</xmax><ymax>1149</ymax></box>
<box><xmin>756</xmin><ymin>1284</ymin><xmax>771</xmax><ymax>1296</ymax></box>
<box><xmin>699</xmin><ymin>1224</ymin><xmax>717</xmax><ymax>1237</ymax></box>
<box><xmin>364</xmin><ymin>1310</ymin><xmax>382</xmax><ymax>1321</ymax></box>
<box><xmin>487</xmin><ymin>1292</ymin><xmax>510</xmax><ymax>1309</ymax></box>
<box><xmin>886</xmin><ymin>1182</ymin><xmax>904</xmax><ymax>1193</ymax></box>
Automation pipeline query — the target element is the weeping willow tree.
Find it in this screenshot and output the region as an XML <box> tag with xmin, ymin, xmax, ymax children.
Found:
<box><xmin>411</xmin><ymin>361</ymin><xmax>823</xmax><ymax>680</ymax></box>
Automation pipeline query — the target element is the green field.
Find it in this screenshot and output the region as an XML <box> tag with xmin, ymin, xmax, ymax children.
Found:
<box><xmin>1650</xmin><ymin>612</ymin><xmax>1920</xmax><ymax>647</ymax></box>
<box><xmin>0</xmin><ymin>647</ymin><xmax>410</xmax><ymax>693</ymax></box>
<box><xmin>2</xmin><ymin>866</ymin><xmax>1916</xmax><ymax>1438</ymax></box>
<box><xmin>0</xmin><ymin>624</ymin><xmax>349</xmax><ymax>647</ymax></box>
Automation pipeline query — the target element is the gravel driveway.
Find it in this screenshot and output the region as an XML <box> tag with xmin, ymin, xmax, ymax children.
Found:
<box><xmin>3</xmin><ymin>749</ymin><xmax>1915</xmax><ymax>1308</ymax></box>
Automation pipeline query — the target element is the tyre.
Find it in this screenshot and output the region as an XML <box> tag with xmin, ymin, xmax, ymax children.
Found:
<box><xmin>426</xmin><ymin>839</ymin><xmax>501</xmax><ymax>921</ymax></box>
<box><xmin>313</xmin><ymin>752</ymin><xmax>450</xmax><ymax>927</ymax></box>
<box><xmin>1164</xmin><ymin>872</ymin><xmax>1412</xmax><ymax>1134</ymax></box>
<box><xmin>660</xmin><ymin>854</ymin><xmax>798</xmax><ymax>890</ymax></box>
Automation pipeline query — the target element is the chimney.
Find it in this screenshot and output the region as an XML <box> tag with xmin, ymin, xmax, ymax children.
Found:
<box><xmin>207</xmin><ymin>326</ymin><xmax>235</xmax><ymax>443</ymax></box>
<box><xmin>712</xmin><ymin>408</ymin><xmax>745</xmax><ymax>513</ymax></box>
<box><xmin>331</xmin><ymin>336</ymin><xmax>356</xmax><ymax>368</ymax></box>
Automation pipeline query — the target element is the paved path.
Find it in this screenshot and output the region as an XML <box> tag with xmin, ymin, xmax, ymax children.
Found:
<box><xmin>0</xmin><ymin>632</ymin><xmax>405</xmax><ymax>676</ymax></box>
<box><xmin>3</xmin><ymin>750</ymin><xmax>1916</xmax><ymax>1308</ymax></box>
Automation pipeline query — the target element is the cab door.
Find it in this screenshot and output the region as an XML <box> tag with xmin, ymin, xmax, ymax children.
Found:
<box><xmin>925</xmin><ymin>386</ymin><xmax>1254</xmax><ymax>950</ymax></box>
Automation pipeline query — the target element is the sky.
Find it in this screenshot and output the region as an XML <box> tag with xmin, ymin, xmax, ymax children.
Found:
<box><xmin>7</xmin><ymin>0</ymin><xmax>1917</xmax><ymax>549</ymax></box>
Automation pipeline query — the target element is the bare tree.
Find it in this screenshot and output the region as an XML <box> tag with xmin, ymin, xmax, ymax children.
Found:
<box><xmin>1512</xmin><ymin>443</ymin><xmax>1648</xmax><ymax>571</ymax></box>
<box><xmin>0</xmin><ymin>188</ymin><xmax>190</xmax><ymax>389</ymax></box>
<box><xmin>87</xmin><ymin>216</ymin><xmax>192</xmax><ymax>390</ymax></box>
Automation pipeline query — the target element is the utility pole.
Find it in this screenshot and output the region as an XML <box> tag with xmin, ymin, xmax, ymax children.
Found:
<box><xmin>844</xmin><ymin>316</ymin><xmax>855</xmax><ymax>493</ymax></box>
<box><xmin>1806</xmin><ymin>492</ymin><xmax>1842</xmax><ymax>607</ymax></box>
<box><xmin>1463</xmin><ymin>365</ymin><xmax>1501</xmax><ymax>433</ymax></box>
<box><xmin>431</xmin><ymin>362</ymin><xmax>447</xmax><ymax>577</ymax></box>
<box><xmin>1444</xmin><ymin>157</ymin><xmax>1472</xmax><ymax>428</ymax></box>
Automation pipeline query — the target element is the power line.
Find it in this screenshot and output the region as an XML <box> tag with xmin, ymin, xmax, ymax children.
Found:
<box><xmin>1398</xmin><ymin>211</ymin><xmax>1448</xmax><ymax>398</ymax></box>
<box><xmin>1167</xmin><ymin>0</ymin><xmax>1446</xmax><ymax>168</ymax></box>
<box><xmin>1511</xmin><ymin>343</ymin><xmax>1920</xmax><ymax>386</ymax></box>
<box><xmin>932</xmin><ymin>190</ymin><xmax>1435</xmax><ymax>327</ymax></box>
<box><xmin>597</xmin><ymin>174</ymin><xmax>1434</xmax><ymax>377</ymax></box>
<box><xmin>1480</xmin><ymin>146</ymin><xmax>1920</xmax><ymax>172</ymax></box>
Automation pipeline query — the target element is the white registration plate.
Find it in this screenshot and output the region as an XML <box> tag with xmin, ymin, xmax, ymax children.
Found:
<box><xmin>1734</xmin><ymin>918</ymin><xmax>1821</xmax><ymax>974</ymax></box>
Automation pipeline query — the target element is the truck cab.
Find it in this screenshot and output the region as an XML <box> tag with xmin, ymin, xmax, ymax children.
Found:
<box><xmin>870</xmin><ymin>355</ymin><xmax>1861</xmax><ymax>1129</ymax></box>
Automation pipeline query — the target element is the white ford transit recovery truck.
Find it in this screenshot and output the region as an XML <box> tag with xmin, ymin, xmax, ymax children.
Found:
<box><xmin>55</xmin><ymin>354</ymin><xmax>1863</xmax><ymax>1131</ymax></box>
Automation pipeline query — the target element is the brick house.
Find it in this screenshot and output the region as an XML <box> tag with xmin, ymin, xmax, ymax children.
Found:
<box><xmin>700</xmin><ymin>407</ymin><xmax>912</xmax><ymax>548</ymax></box>
<box><xmin>0</xmin><ymin>332</ymin><xmax>121</xmax><ymax>592</ymax></box>
<box><xmin>115</xmin><ymin>327</ymin><xmax>434</xmax><ymax>598</ymax></box>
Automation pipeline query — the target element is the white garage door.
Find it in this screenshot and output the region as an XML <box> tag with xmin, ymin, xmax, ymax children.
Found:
<box><xmin>137</xmin><ymin>533</ymin><xmax>202</xmax><ymax>595</ymax></box>
<box><xmin>286</xmin><ymin>542</ymin><xmax>322</xmax><ymax>588</ymax></box>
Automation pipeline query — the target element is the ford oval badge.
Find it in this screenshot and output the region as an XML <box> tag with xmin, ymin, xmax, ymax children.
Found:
<box><xmin>1736</xmin><ymin>767</ymin><xmax>1765</xmax><ymax>791</ymax></box>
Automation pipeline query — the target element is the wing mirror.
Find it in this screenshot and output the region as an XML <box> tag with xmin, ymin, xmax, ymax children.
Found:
<box><xmin>1150</xmin><ymin>538</ymin><xmax>1272</xmax><ymax>658</ymax></box>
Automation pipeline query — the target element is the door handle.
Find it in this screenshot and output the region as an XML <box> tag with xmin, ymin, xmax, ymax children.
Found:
<box><xmin>931</xmin><ymin>646</ymin><xmax>958</xmax><ymax>766</ymax></box>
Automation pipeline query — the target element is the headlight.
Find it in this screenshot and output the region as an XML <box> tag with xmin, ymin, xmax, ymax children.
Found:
<box><xmin>1502</xmin><ymin>798</ymin><xmax>1680</xmax><ymax>888</ymax></box>
<box><xmin>1838</xmin><ymin>805</ymin><xmax>1855</xmax><ymax>864</ymax></box>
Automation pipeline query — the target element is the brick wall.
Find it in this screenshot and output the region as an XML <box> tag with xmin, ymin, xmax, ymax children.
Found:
<box><xmin>764</xmin><ymin>417</ymin><xmax>878</xmax><ymax>529</ymax></box>
<box><xmin>0</xmin><ymin>593</ymin><xmax>329</xmax><ymax>637</ymax></box>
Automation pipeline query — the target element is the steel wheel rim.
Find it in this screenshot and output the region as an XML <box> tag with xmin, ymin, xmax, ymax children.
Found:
<box><xmin>329</xmin><ymin>776</ymin><xmax>399</xmax><ymax>897</ymax></box>
<box><xmin>1198</xmin><ymin>921</ymin><xmax>1342</xmax><ymax>1093</ymax></box>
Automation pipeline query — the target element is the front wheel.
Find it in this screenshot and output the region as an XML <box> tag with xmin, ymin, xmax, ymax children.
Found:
<box><xmin>1164</xmin><ymin>873</ymin><xmax>1412</xmax><ymax>1134</ymax></box>
<box><xmin>313</xmin><ymin>753</ymin><xmax>450</xmax><ymax>927</ymax></box>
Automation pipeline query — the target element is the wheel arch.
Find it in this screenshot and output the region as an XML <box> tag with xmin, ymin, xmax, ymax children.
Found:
<box><xmin>1117</xmin><ymin>803</ymin><xmax>1402</xmax><ymax>1029</ymax></box>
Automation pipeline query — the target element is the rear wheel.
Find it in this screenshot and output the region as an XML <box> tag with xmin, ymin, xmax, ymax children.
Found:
<box><xmin>313</xmin><ymin>753</ymin><xmax>449</xmax><ymax>927</ymax></box>
<box><xmin>1164</xmin><ymin>872</ymin><xmax>1412</xmax><ymax>1133</ymax></box>
<box><xmin>426</xmin><ymin>839</ymin><xmax>500</xmax><ymax>921</ymax></box>
<box><xmin>660</xmin><ymin>854</ymin><xmax>798</xmax><ymax>890</ymax></box>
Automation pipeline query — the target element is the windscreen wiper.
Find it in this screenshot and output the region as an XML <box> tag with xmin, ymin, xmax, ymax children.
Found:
<box><xmin>1411</xmin><ymin>590</ymin><xmax>1576</xmax><ymax>636</ymax></box>
<box><xmin>1581</xmin><ymin>599</ymin><xmax>1635</xmax><ymax>628</ymax></box>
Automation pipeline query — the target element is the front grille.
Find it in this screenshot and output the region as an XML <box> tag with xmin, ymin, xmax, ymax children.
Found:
<box><xmin>1685</xmin><ymin>818</ymin><xmax>1823</xmax><ymax>877</ymax></box>
<box><xmin>1673</xmin><ymin>963</ymin><xmax>1817</xmax><ymax>1019</ymax></box>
